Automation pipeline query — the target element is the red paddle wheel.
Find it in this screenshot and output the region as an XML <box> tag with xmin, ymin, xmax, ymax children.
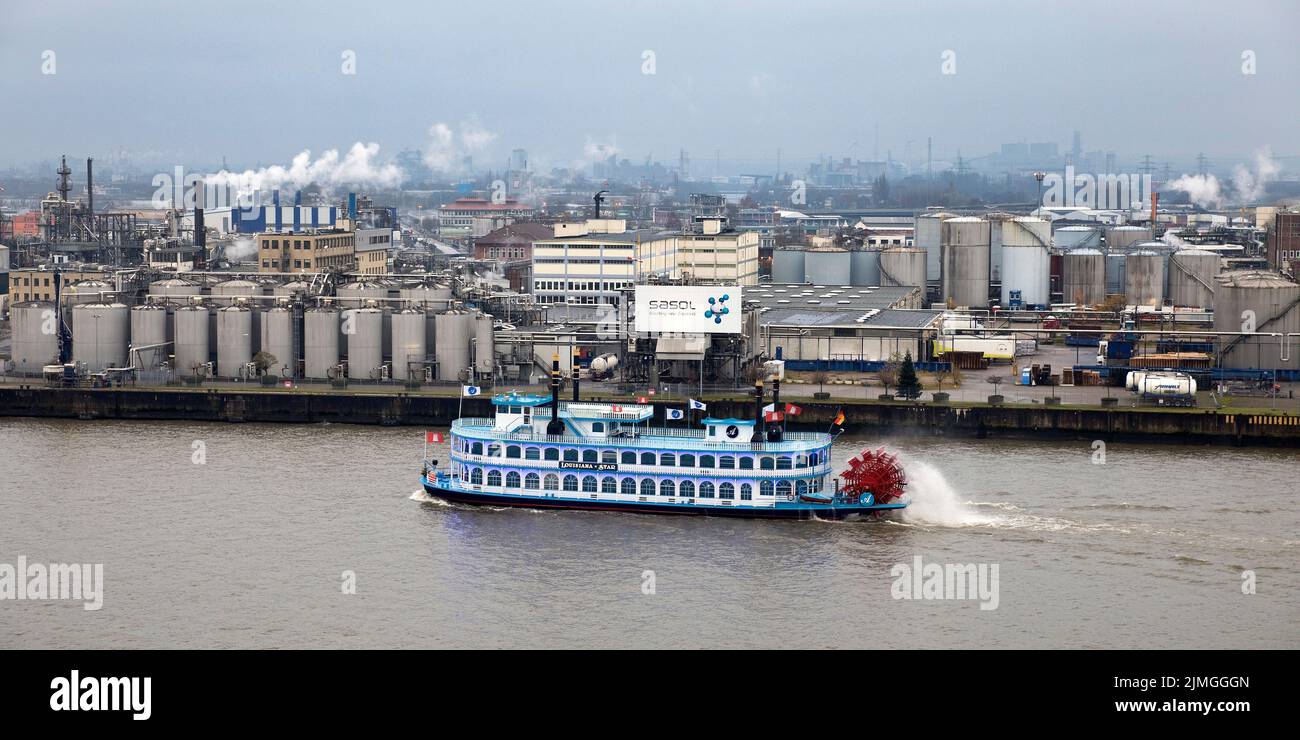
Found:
<box><xmin>839</xmin><ymin>447</ymin><xmax>908</xmax><ymax>503</ymax></box>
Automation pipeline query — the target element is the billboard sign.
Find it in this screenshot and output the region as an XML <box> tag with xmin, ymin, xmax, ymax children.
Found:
<box><xmin>634</xmin><ymin>285</ymin><xmax>742</xmax><ymax>334</ymax></box>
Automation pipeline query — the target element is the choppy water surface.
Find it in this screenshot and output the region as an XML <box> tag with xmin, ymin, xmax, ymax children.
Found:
<box><xmin>1</xmin><ymin>419</ymin><xmax>1295</xmax><ymax>648</ymax></box>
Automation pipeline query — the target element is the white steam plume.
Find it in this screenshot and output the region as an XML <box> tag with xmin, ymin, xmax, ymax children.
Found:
<box><xmin>1167</xmin><ymin>147</ymin><xmax>1282</xmax><ymax>208</ymax></box>
<box><xmin>422</xmin><ymin>118</ymin><xmax>498</xmax><ymax>174</ymax></box>
<box><xmin>205</xmin><ymin>142</ymin><xmax>402</xmax><ymax>202</ymax></box>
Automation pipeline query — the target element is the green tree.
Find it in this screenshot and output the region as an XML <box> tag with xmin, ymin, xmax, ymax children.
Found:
<box><xmin>897</xmin><ymin>352</ymin><xmax>923</xmax><ymax>400</ymax></box>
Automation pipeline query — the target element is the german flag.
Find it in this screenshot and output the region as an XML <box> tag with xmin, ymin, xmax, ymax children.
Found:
<box><xmin>832</xmin><ymin>408</ymin><xmax>845</xmax><ymax>427</ymax></box>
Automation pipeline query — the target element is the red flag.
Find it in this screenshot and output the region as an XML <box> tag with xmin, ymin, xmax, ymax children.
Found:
<box><xmin>636</xmin><ymin>396</ymin><xmax>647</xmax><ymax>404</ymax></box>
<box><xmin>785</xmin><ymin>403</ymin><xmax>803</xmax><ymax>416</ymax></box>
<box><xmin>611</xmin><ymin>404</ymin><xmax>623</xmax><ymax>413</ymax></box>
<box><xmin>425</xmin><ymin>431</ymin><xmax>444</xmax><ymax>444</ymax></box>
<box><xmin>832</xmin><ymin>409</ymin><xmax>845</xmax><ymax>426</ymax></box>
<box><xmin>764</xmin><ymin>410</ymin><xmax>784</xmax><ymax>422</ymax></box>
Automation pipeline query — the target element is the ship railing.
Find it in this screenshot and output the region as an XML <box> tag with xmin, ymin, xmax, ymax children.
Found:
<box><xmin>452</xmin><ymin>418</ymin><xmax>827</xmax><ymax>449</ymax></box>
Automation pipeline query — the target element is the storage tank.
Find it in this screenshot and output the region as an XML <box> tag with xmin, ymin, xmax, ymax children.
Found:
<box><xmin>915</xmin><ymin>212</ymin><xmax>955</xmax><ymax>282</ymax></box>
<box><xmin>804</xmin><ymin>248</ymin><xmax>851</xmax><ymax>285</ymax></box>
<box><xmin>1106</xmin><ymin>225</ymin><xmax>1152</xmax><ymax>251</ymax></box>
<box><xmin>173</xmin><ymin>305</ymin><xmax>210</xmax><ymax>375</ymax></box>
<box><xmin>390</xmin><ymin>309</ymin><xmax>427</xmax><ymax>381</ymax></box>
<box><xmin>849</xmin><ymin>248</ymin><xmax>881</xmax><ymax>287</ymax></box>
<box><xmin>399</xmin><ymin>283</ymin><xmax>453</xmax><ymax>309</ymax></box>
<box><xmin>72</xmin><ymin>302</ymin><xmax>129</xmax><ymax>372</ymax></box>
<box><xmin>129</xmin><ymin>304</ymin><xmax>168</xmax><ymax>370</ymax></box>
<box><xmin>211</xmin><ymin>279</ymin><xmax>263</xmax><ymax>307</ymax></box>
<box><xmin>337</xmin><ymin>280</ymin><xmax>391</xmax><ymax>308</ymax></box>
<box><xmin>941</xmin><ymin>217</ymin><xmax>991</xmax><ymax>307</ymax></box>
<box><xmin>1125</xmin><ymin>250</ymin><xmax>1165</xmax><ymax>307</ymax></box>
<box><xmin>1104</xmin><ymin>252</ymin><xmax>1127</xmax><ymax>296</ymax></box>
<box><xmin>1053</xmin><ymin>225</ymin><xmax>1101</xmax><ymax>249</ymax></box>
<box><xmin>1213</xmin><ymin>271</ymin><xmax>1300</xmax><ymax>371</ymax></box>
<box><xmin>879</xmin><ymin>247</ymin><xmax>926</xmax><ymax>288</ymax></box>
<box><xmin>10</xmin><ymin>302</ymin><xmax>59</xmax><ymax>373</ymax></box>
<box><xmin>999</xmin><ymin>218</ymin><xmax>1051</xmax><ymax>307</ymax></box>
<box><xmin>304</xmin><ymin>307</ymin><xmax>340</xmax><ymax>379</ymax></box>
<box><xmin>259</xmin><ymin>306</ymin><xmax>295</xmax><ymax>377</ymax></box>
<box><xmin>1062</xmin><ymin>249</ymin><xmax>1106</xmax><ymax>306</ymax></box>
<box><xmin>344</xmin><ymin>307</ymin><xmax>383</xmax><ymax>379</ymax></box>
<box><xmin>64</xmin><ymin>280</ymin><xmax>113</xmax><ymax>306</ymax></box>
<box><xmin>771</xmin><ymin>248</ymin><xmax>807</xmax><ymax>284</ymax></box>
<box><xmin>148</xmin><ymin>278</ymin><xmax>202</xmax><ymax>301</ymax></box>
<box><xmin>272</xmin><ymin>280</ymin><xmax>313</xmax><ymax>298</ymax></box>
<box><xmin>474</xmin><ymin>311</ymin><xmax>495</xmax><ymax>375</ymax></box>
<box><xmin>1167</xmin><ymin>248</ymin><xmax>1221</xmax><ymax>309</ymax></box>
<box><xmin>216</xmin><ymin>305</ymin><xmax>254</xmax><ymax>378</ymax></box>
<box><xmin>435</xmin><ymin>310</ymin><xmax>473</xmax><ymax>381</ymax></box>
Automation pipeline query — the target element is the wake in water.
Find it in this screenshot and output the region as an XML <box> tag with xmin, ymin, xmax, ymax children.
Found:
<box><xmin>896</xmin><ymin>458</ymin><xmax>997</xmax><ymax>527</ymax></box>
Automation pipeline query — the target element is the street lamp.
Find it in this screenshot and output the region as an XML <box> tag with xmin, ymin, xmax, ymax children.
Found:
<box><xmin>1033</xmin><ymin>171</ymin><xmax>1047</xmax><ymax>216</ymax></box>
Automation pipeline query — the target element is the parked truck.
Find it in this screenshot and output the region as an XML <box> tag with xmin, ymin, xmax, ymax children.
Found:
<box><xmin>1125</xmin><ymin>370</ymin><xmax>1198</xmax><ymax>407</ymax></box>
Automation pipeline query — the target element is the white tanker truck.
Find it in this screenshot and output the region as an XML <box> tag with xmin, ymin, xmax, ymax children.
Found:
<box><xmin>1125</xmin><ymin>370</ymin><xmax>1198</xmax><ymax>407</ymax></box>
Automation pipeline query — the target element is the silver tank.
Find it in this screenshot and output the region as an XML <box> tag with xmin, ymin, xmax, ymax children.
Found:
<box><xmin>1125</xmin><ymin>250</ymin><xmax>1165</xmax><ymax>307</ymax></box>
<box><xmin>399</xmin><ymin>283</ymin><xmax>453</xmax><ymax>309</ymax></box>
<box><xmin>273</xmin><ymin>280</ymin><xmax>313</xmax><ymax>298</ymax></box>
<box><xmin>1104</xmin><ymin>252</ymin><xmax>1127</xmax><ymax>296</ymax></box>
<box><xmin>879</xmin><ymin>247</ymin><xmax>926</xmax><ymax>288</ymax></box>
<box><xmin>1053</xmin><ymin>225</ymin><xmax>1101</xmax><ymax>249</ymax></box>
<box><xmin>64</xmin><ymin>280</ymin><xmax>113</xmax><ymax>306</ymax></box>
<box><xmin>148</xmin><ymin>278</ymin><xmax>202</xmax><ymax>301</ymax></box>
<box><xmin>304</xmin><ymin>307</ymin><xmax>340</xmax><ymax>379</ymax></box>
<box><xmin>72</xmin><ymin>302</ymin><xmax>130</xmax><ymax>372</ymax></box>
<box><xmin>216</xmin><ymin>305</ymin><xmax>254</xmax><ymax>378</ymax></box>
<box><xmin>849</xmin><ymin>248</ymin><xmax>881</xmax><ymax>287</ymax></box>
<box><xmin>941</xmin><ymin>217</ymin><xmax>991</xmax><ymax>307</ymax></box>
<box><xmin>915</xmin><ymin>212</ymin><xmax>955</xmax><ymax>282</ymax></box>
<box><xmin>474</xmin><ymin>311</ymin><xmax>495</xmax><ymax>375</ymax></box>
<box><xmin>1106</xmin><ymin>225</ymin><xmax>1152</xmax><ymax>251</ymax></box>
<box><xmin>803</xmin><ymin>248</ymin><xmax>851</xmax><ymax>286</ymax></box>
<box><xmin>344</xmin><ymin>307</ymin><xmax>383</xmax><ymax>379</ymax></box>
<box><xmin>435</xmin><ymin>310</ymin><xmax>473</xmax><ymax>381</ymax></box>
<box><xmin>1213</xmin><ymin>271</ymin><xmax>1300</xmax><ymax>371</ymax></box>
<box><xmin>337</xmin><ymin>280</ymin><xmax>391</xmax><ymax>308</ymax></box>
<box><xmin>1062</xmin><ymin>249</ymin><xmax>1106</xmax><ymax>306</ymax></box>
<box><xmin>129</xmin><ymin>304</ymin><xmax>169</xmax><ymax>370</ymax></box>
<box><xmin>771</xmin><ymin>248</ymin><xmax>807</xmax><ymax>284</ymax></box>
<box><xmin>10</xmin><ymin>302</ymin><xmax>59</xmax><ymax>373</ymax></box>
<box><xmin>259</xmin><ymin>306</ymin><xmax>295</xmax><ymax>377</ymax></box>
<box><xmin>173</xmin><ymin>305</ymin><xmax>211</xmax><ymax>375</ymax></box>
<box><xmin>999</xmin><ymin>218</ymin><xmax>1051</xmax><ymax>306</ymax></box>
<box><xmin>1167</xmin><ymin>248</ymin><xmax>1221</xmax><ymax>309</ymax></box>
<box><xmin>210</xmin><ymin>279</ymin><xmax>263</xmax><ymax>307</ymax></box>
<box><xmin>390</xmin><ymin>309</ymin><xmax>427</xmax><ymax>380</ymax></box>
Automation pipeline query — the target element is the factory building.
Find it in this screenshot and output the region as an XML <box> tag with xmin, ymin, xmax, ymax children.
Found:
<box><xmin>531</xmin><ymin>220</ymin><xmax>660</xmax><ymax>306</ymax></box>
<box><xmin>7</xmin><ymin>266</ymin><xmax>107</xmax><ymax>302</ymax></box>
<box><xmin>473</xmin><ymin>223</ymin><xmax>552</xmax><ymax>292</ymax></box>
<box><xmin>648</xmin><ymin>218</ymin><xmax>760</xmax><ymax>286</ymax></box>
<box><xmin>257</xmin><ymin>230</ymin><xmax>355</xmax><ymax>273</ymax></box>
<box><xmin>1266</xmin><ymin>211</ymin><xmax>1300</xmax><ymax>273</ymax></box>
<box><xmin>354</xmin><ymin>227</ymin><xmax>394</xmax><ymax>275</ymax></box>
<box><xmin>184</xmin><ymin>205</ymin><xmax>340</xmax><ymax>236</ymax></box>
<box><xmin>436</xmin><ymin>197</ymin><xmax>536</xmax><ymax>241</ymax></box>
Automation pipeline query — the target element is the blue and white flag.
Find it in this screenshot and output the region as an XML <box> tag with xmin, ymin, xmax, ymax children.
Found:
<box><xmin>667</xmin><ymin>408</ymin><xmax>685</xmax><ymax>420</ymax></box>
<box><xmin>461</xmin><ymin>385</ymin><xmax>481</xmax><ymax>397</ymax></box>
<box><xmin>688</xmin><ymin>398</ymin><xmax>707</xmax><ymax>410</ymax></box>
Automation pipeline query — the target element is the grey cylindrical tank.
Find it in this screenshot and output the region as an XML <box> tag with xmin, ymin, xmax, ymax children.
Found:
<box><xmin>941</xmin><ymin>217</ymin><xmax>991</xmax><ymax>307</ymax></box>
<box><xmin>273</xmin><ymin>280</ymin><xmax>313</xmax><ymax>298</ymax></box>
<box><xmin>1104</xmin><ymin>252</ymin><xmax>1127</xmax><ymax>296</ymax></box>
<box><xmin>1167</xmin><ymin>248</ymin><xmax>1221</xmax><ymax>309</ymax></box>
<box><xmin>804</xmin><ymin>248</ymin><xmax>851</xmax><ymax>286</ymax></box>
<box><xmin>1053</xmin><ymin>225</ymin><xmax>1101</xmax><ymax>249</ymax></box>
<box><xmin>1125</xmin><ymin>250</ymin><xmax>1165</xmax><ymax>307</ymax></box>
<box><xmin>999</xmin><ymin>218</ymin><xmax>1051</xmax><ymax>306</ymax></box>
<box><xmin>304</xmin><ymin>307</ymin><xmax>340</xmax><ymax>379</ymax></box>
<box><xmin>344</xmin><ymin>307</ymin><xmax>383</xmax><ymax>379</ymax></box>
<box><xmin>259</xmin><ymin>306</ymin><xmax>295</xmax><ymax>377</ymax></box>
<box><xmin>390</xmin><ymin>309</ymin><xmax>427</xmax><ymax>380</ymax></box>
<box><xmin>337</xmin><ymin>280</ymin><xmax>391</xmax><ymax>308</ymax></box>
<box><xmin>915</xmin><ymin>212</ymin><xmax>954</xmax><ymax>282</ymax></box>
<box><xmin>11</xmin><ymin>302</ymin><xmax>59</xmax><ymax>373</ymax></box>
<box><xmin>216</xmin><ymin>305</ymin><xmax>253</xmax><ymax>378</ymax></box>
<box><xmin>72</xmin><ymin>302</ymin><xmax>129</xmax><ymax>371</ymax></box>
<box><xmin>1213</xmin><ymin>271</ymin><xmax>1300</xmax><ymax>371</ymax></box>
<box><xmin>130</xmin><ymin>304</ymin><xmax>169</xmax><ymax>370</ymax></box>
<box><xmin>399</xmin><ymin>283</ymin><xmax>453</xmax><ymax>309</ymax></box>
<box><xmin>211</xmin><ymin>279</ymin><xmax>263</xmax><ymax>307</ymax></box>
<box><xmin>1106</xmin><ymin>225</ymin><xmax>1152</xmax><ymax>251</ymax></box>
<box><xmin>849</xmin><ymin>248</ymin><xmax>881</xmax><ymax>287</ymax></box>
<box><xmin>879</xmin><ymin>247</ymin><xmax>926</xmax><ymax>288</ymax></box>
<box><xmin>174</xmin><ymin>305</ymin><xmax>210</xmax><ymax>375</ymax></box>
<box><xmin>1062</xmin><ymin>249</ymin><xmax>1106</xmax><ymax>306</ymax></box>
<box><xmin>64</xmin><ymin>280</ymin><xmax>112</xmax><ymax>306</ymax></box>
<box><xmin>148</xmin><ymin>278</ymin><xmax>202</xmax><ymax>301</ymax></box>
<box><xmin>771</xmin><ymin>248</ymin><xmax>807</xmax><ymax>284</ymax></box>
<box><xmin>474</xmin><ymin>311</ymin><xmax>495</xmax><ymax>375</ymax></box>
<box><xmin>435</xmin><ymin>310</ymin><xmax>472</xmax><ymax>381</ymax></box>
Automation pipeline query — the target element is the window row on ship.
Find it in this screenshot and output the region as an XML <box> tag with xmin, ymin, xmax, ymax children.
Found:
<box><xmin>453</xmin><ymin>439</ymin><xmax>827</xmax><ymax>470</ymax></box>
<box><xmin>451</xmin><ymin>466</ymin><xmax>827</xmax><ymax>499</ymax></box>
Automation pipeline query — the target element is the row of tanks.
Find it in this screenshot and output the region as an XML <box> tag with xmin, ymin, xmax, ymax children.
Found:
<box><xmin>1060</xmin><ymin>242</ymin><xmax>1223</xmax><ymax>308</ymax></box>
<box><xmin>772</xmin><ymin>246</ymin><xmax>928</xmax><ymax>289</ymax></box>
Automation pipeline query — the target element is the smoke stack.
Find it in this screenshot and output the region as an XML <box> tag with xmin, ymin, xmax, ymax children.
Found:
<box><xmin>546</xmin><ymin>353</ymin><xmax>565</xmax><ymax>435</ymax></box>
<box><xmin>348</xmin><ymin>192</ymin><xmax>357</xmax><ymax>220</ymax></box>
<box><xmin>767</xmin><ymin>377</ymin><xmax>783</xmax><ymax>442</ymax></box>
<box><xmin>293</xmin><ymin>190</ymin><xmax>302</xmax><ymax>232</ymax></box>
<box><xmin>85</xmin><ymin>158</ymin><xmax>93</xmax><ymax>215</ymax></box>
<box><xmin>1151</xmin><ymin>191</ymin><xmax>1159</xmax><ymax>229</ymax></box>
<box><xmin>273</xmin><ymin>190</ymin><xmax>282</xmax><ymax>232</ymax></box>
<box><xmin>194</xmin><ymin>207</ymin><xmax>206</xmax><ymax>270</ymax></box>
<box><xmin>751</xmin><ymin>380</ymin><xmax>765</xmax><ymax>443</ymax></box>
<box><xmin>572</xmin><ymin>348</ymin><xmax>581</xmax><ymax>402</ymax></box>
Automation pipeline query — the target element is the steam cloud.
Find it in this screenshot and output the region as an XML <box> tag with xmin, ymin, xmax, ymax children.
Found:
<box><xmin>1168</xmin><ymin>147</ymin><xmax>1281</xmax><ymax>207</ymax></box>
<box><xmin>205</xmin><ymin>142</ymin><xmax>402</xmax><ymax>201</ymax></box>
<box><xmin>422</xmin><ymin>118</ymin><xmax>498</xmax><ymax>174</ymax></box>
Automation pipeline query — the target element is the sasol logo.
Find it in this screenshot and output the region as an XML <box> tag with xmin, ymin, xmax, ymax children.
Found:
<box><xmin>648</xmin><ymin>300</ymin><xmax>694</xmax><ymax>310</ymax></box>
<box><xmin>704</xmin><ymin>294</ymin><xmax>731</xmax><ymax>324</ymax></box>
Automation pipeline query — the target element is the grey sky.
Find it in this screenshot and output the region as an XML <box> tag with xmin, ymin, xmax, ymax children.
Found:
<box><xmin>2</xmin><ymin>0</ymin><xmax>1296</xmax><ymax>173</ymax></box>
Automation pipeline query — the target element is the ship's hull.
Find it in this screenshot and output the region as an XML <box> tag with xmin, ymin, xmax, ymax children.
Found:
<box><xmin>423</xmin><ymin>481</ymin><xmax>905</xmax><ymax>520</ymax></box>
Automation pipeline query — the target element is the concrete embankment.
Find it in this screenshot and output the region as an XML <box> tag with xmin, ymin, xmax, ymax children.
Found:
<box><xmin>2</xmin><ymin>386</ymin><xmax>1299</xmax><ymax>446</ymax></box>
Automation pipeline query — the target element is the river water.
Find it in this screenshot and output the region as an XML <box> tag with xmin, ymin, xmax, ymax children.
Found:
<box><xmin>1</xmin><ymin>418</ymin><xmax>1295</xmax><ymax>649</ymax></box>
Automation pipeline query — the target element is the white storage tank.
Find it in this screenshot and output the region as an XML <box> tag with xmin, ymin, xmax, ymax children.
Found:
<box><xmin>771</xmin><ymin>248</ymin><xmax>807</xmax><ymax>284</ymax></box>
<box><xmin>148</xmin><ymin>278</ymin><xmax>202</xmax><ymax>301</ymax></box>
<box><xmin>72</xmin><ymin>302</ymin><xmax>130</xmax><ymax>371</ymax></box>
<box><xmin>1053</xmin><ymin>225</ymin><xmax>1101</xmax><ymax>249</ymax></box>
<box><xmin>1167</xmin><ymin>248</ymin><xmax>1221</xmax><ymax>309</ymax></box>
<box><xmin>435</xmin><ymin>310</ymin><xmax>473</xmax><ymax>381</ymax></box>
<box><xmin>399</xmin><ymin>282</ymin><xmax>453</xmax><ymax>309</ymax></box>
<box><xmin>273</xmin><ymin>280</ymin><xmax>313</xmax><ymax>298</ymax></box>
<box><xmin>1062</xmin><ymin>249</ymin><xmax>1106</xmax><ymax>306</ymax></box>
<box><xmin>211</xmin><ymin>279</ymin><xmax>263</xmax><ymax>307</ymax></box>
<box><xmin>129</xmin><ymin>304</ymin><xmax>169</xmax><ymax>370</ymax></box>
<box><xmin>1213</xmin><ymin>270</ymin><xmax>1300</xmax><ymax>371</ymax></box>
<box><xmin>259</xmin><ymin>306</ymin><xmax>295</xmax><ymax>377</ymax></box>
<box><xmin>391</xmin><ymin>309</ymin><xmax>427</xmax><ymax>380</ymax></box>
<box><xmin>344</xmin><ymin>307</ymin><xmax>383</xmax><ymax>379</ymax></box>
<box><xmin>337</xmin><ymin>280</ymin><xmax>391</xmax><ymax>308</ymax></box>
<box><xmin>879</xmin><ymin>247</ymin><xmax>926</xmax><ymax>288</ymax></box>
<box><xmin>173</xmin><ymin>305</ymin><xmax>211</xmax><ymax>376</ymax></box>
<box><xmin>941</xmin><ymin>217</ymin><xmax>991</xmax><ymax>307</ymax></box>
<box><xmin>11</xmin><ymin>302</ymin><xmax>59</xmax><ymax>373</ymax></box>
<box><xmin>304</xmin><ymin>307</ymin><xmax>340</xmax><ymax>379</ymax></box>
<box><xmin>915</xmin><ymin>211</ymin><xmax>955</xmax><ymax>282</ymax></box>
<box><xmin>216</xmin><ymin>305</ymin><xmax>254</xmax><ymax>378</ymax></box>
<box><xmin>474</xmin><ymin>311</ymin><xmax>495</xmax><ymax>375</ymax></box>
<box><xmin>1125</xmin><ymin>250</ymin><xmax>1165</xmax><ymax>307</ymax></box>
<box><xmin>849</xmin><ymin>248</ymin><xmax>882</xmax><ymax>287</ymax></box>
<box><xmin>999</xmin><ymin>218</ymin><xmax>1051</xmax><ymax>307</ymax></box>
<box><xmin>804</xmin><ymin>248</ymin><xmax>851</xmax><ymax>286</ymax></box>
<box><xmin>64</xmin><ymin>280</ymin><xmax>113</xmax><ymax>306</ymax></box>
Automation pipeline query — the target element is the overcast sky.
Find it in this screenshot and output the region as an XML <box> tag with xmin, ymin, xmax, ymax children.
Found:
<box><xmin>2</xmin><ymin>0</ymin><xmax>1296</xmax><ymax>174</ymax></box>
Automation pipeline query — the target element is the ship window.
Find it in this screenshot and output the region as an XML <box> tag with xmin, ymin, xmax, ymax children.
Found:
<box><xmin>776</xmin><ymin>456</ymin><xmax>793</xmax><ymax>470</ymax></box>
<box><xmin>506</xmin><ymin>445</ymin><xmax>521</xmax><ymax>459</ymax></box>
<box><xmin>622</xmin><ymin>451</ymin><xmax>637</xmax><ymax>465</ymax></box>
<box><xmin>640</xmin><ymin>479</ymin><xmax>655</xmax><ymax>497</ymax></box>
<box><xmin>471</xmin><ymin>442</ymin><xmax>484</xmax><ymax>456</ymax></box>
<box><xmin>564</xmin><ymin>449</ymin><xmax>579</xmax><ymax>462</ymax></box>
<box><xmin>470</xmin><ymin>468</ymin><xmax>483</xmax><ymax>485</ymax></box>
<box><xmin>808</xmin><ymin>451</ymin><xmax>819</xmax><ymax>466</ymax></box>
<box><xmin>796</xmin><ymin>480</ymin><xmax>808</xmax><ymax>495</ymax></box>
<box><xmin>525</xmin><ymin>447</ymin><xmax>541</xmax><ymax>460</ymax></box>
<box><xmin>487</xmin><ymin>470</ymin><xmax>502</xmax><ymax>487</ymax></box>
<box><xmin>505</xmin><ymin>471</ymin><xmax>520</xmax><ymax>489</ymax></box>
<box><xmin>487</xmin><ymin>444</ymin><xmax>501</xmax><ymax>457</ymax></box>
<box><xmin>777</xmin><ymin>481</ymin><xmax>793</xmax><ymax>498</ymax></box>
<box><xmin>699</xmin><ymin>455</ymin><xmax>715</xmax><ymax>468</ymax></box>
<box><xmin>582</xmin><ymin>475</ymin><xmax>597</xmax><ymax>493</ymax></box>
<box><xmin>719</xmin><ymin>483</ymin><xmax>735</xmax><ymax>499</ymax></box>
<box><xmin>601</xmin><ymin>450</ymin><xmax>617</xmax><ymax>464</ymax></box>
<box><xmin>601</xmin><ymin>477</ymin><xmax>617</xmax><ymax>494</ymax></box>
<box><xmin>591</xmin><ymin>422</ymin><xmax>604</xmax><ymax>433</ymax></box>
<box><xmin>545</xmin><ymin>448</ymin><xmax>560</xmax><ymax>461</ymax></box>
<box><xmin>719</xmin><ymin>456</ymin><xmax>736</xmax><ymax>469</ymax></box>
<box><xmin>544</xmin><ymin>474</ymin><xmax>559</xmax><ymax>490</ymax></box>
<box><xmin>583</xmin><ymin>449</ymin><xmax>598</xmax><ymax>463</ymax></box>
<box><xmin>739</xmin><ymin>457</ymin><xmax>754</xmax><ymax>470</ymax></box>
<box><xmin>679</xmin><ymin>481</ymin><xmax>695</xmax><ymax>498</ymax></box>
<box><xmin>660</xmin><ymin>453</ymin><xmax>675</xmax><ymax>466</ymax></box>
<box><xmin>640</xmin><ymin>452</ymin><xmax>655</xmax><ymax>465</ymax></box>
<box><xmin>740</xmin><ymin>484</ymin><xmax>753</xmax><ymax>500</ymax></box>
<box><xmin>699</xmin><ymin>482</ymin><xmax>715</xmax><ymax>499</ymax></box>
<box><xmin>760</xmin><ymin>457</ymin><xmax>775</xmax><ymax>470</ymax></box>
<box><xmin>563</xmin><ymin>475</ymin><xmax>579</xmax><ymax>492</ymax></box>
<box><xmin>621</xmin><ymin>478</ymin><xmax>636</xmax><ymax>496</ymax></box>
<box><xmin>795</xmin><ymin>454</ymin><xmax>808</xmax><ymax>468</ymax></box>
<box><xmin>760</xmin><ymin>481</ymin><xmax>774</xmax><ymax>497</ymax></box>
<box><xmin>525</xmin><ymin>473</ymin><xmax>540</xmax><ymax>489</ymax></box>
<box><xmin>679</xmin><ymin>454</ymin><xmax>695</xmax><ymax>468</ymax></box>
<box><xmin>660</xmin><ymin>480</ymin><xmax>675</xmax><ymax>497</ymax></box>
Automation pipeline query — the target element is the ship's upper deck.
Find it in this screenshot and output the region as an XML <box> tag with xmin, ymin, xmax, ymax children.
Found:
<box><xmin>452</xmin><ymin>416</ymin><xmax>829</xmax><ymax>453</ymax></box>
